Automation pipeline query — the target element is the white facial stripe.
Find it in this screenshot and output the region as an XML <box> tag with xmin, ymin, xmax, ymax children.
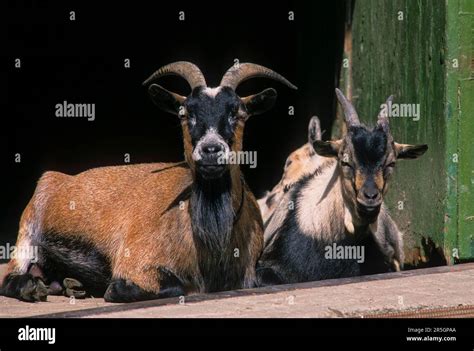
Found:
<box><xmin>203</xmin><ymin>87</ymin><xmax>222</xmax><ymax>98</ymax></box>
<box><xmin>192</xmin><ymin>128</ymin><xmax>230</xmax><ymax>161</ymax></box>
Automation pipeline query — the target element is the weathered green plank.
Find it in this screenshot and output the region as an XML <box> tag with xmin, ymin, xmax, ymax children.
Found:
<box><xmin>445</xmin><ymin>0</ymin><xmax>461</xmax><ymax>264</ymax></box>
<box><xmin>456</xmin><ymin>0</ymin><xmax>474</xmax><ymax>259</ymax></box>
<box><xmin>446</xmin><ymin>0</ymin><xmax>474</xmax><ymax>261</ymax></box>
<box><xmin>458</xmin><ymin>79</ymin><xmax>474</xmax><ymax>260</ymax></box>
<box><xmin>343</xmin><ymin>0</ymin><xmax>474</xmax><ymax>264</ymax></box>
<box><xmin>345</xmin><ymin>0</ymin><xmax>461</xmax><ymax>265</ymax></box>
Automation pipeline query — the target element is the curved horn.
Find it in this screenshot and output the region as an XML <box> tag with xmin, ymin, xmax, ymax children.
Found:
<box><xmin>220</xmin><ymin>63</ymin><xmax>297</xmax><ymax>91</ymax></box>
<box><xmin>142</xmin><ymin>61</ymin><xmax>206</xmax><ymax>90</ymax></box>
<box><xmin>377</xmin><ymin>95</ymin><xmax>394</xmax><ymax>132</ymax></box>
<box><xmin>335</xmin><ymin>88</ymin><xmax>359</xmax><ymax>126</ymax></box>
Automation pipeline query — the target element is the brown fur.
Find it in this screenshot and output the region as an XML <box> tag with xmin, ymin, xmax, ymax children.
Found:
<box><xmin>5</xmin><ymin>108</ymin><xmax>263</xmax><ymax>298</ymax></box>
<box><xmin>6</xmin><ymin>161</ymin><xmax>263</xmax><ymax>295</ymax></box>
<box><xmin>3</xmin><ymin>61</ymin><xmax>296</xmax><ymax>301</ymax></box>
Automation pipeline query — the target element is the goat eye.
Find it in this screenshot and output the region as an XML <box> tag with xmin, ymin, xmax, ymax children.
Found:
<box><xmin>385</xmin><ymin>162</ymin><xmax>396</xmax><ymax>168</ymax></box>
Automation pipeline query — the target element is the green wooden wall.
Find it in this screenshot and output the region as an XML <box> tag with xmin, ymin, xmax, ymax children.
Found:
<box><xmin>340</xmin><ymin>0</ymin><xmax>474</xmax><ymax>265</ymax></box>
<box><xmin>450</xmin><ymin>0</ymin><xmax>474</xmax><ymax>262</ymax></box>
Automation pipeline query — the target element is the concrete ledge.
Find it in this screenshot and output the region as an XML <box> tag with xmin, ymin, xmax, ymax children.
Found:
<box><xmin>1</xmin><ymin>263</ymin><xmax>474</xmax><ymax>318</ymax></box>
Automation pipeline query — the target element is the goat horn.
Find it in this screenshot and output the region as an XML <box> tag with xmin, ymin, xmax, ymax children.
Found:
<box><xmin>143</xmin><ymin>61</ymin><xmax>206</xmax><ymax>90</ymax></box>
<box><xmin>220</xmin><ymin>63</ymin><xmax>297</xmax><ymax>91</ymax></box>
<box><xmin>377</xmin><ymin>95</ymin><xmax>394</xmax><ymax>132</ymax></box>
<box><xmin>335</xmin><ymin>88</ymin><xmax>359</xmax><ymax>126</ymax></box>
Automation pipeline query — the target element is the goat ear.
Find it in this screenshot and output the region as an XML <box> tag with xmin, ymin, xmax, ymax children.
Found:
<box><xmin>241</xmin><ymin>88</ymin><xmax>277</xmax><ymax>117</ymax></box>
<box><xmin>395</xmin><ymin>143</ymin><xmax>428</xmax><ymax>159</ymax></box>
<box><xmin>312</xmin><ymin>140</ymin><xmax>342</xmax><ymax>157</ymax></box>
<box><xmin>148</xmin><ymin>84</ymin><xmax>186</xmax><ymax>116</ymax></box>
<box><xmin>308</xmin><ymin>115</ymin><xmax>322</xmax><ymax>144</ymax></box>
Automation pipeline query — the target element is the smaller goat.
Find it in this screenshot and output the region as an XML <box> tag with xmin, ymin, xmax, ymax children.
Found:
<box><xmin>258</xmin><ymin>116</ymin><xmax>323</xmax><ymax>224</ymax></box>
<box><xmin>258</xmin><ymin>89</ymin><xmax>428</xmax><ymax>285</ymax></box>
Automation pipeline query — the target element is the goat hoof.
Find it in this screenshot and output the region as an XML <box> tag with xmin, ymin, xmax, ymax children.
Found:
<box><xmin>392</xmin><ymin>259</ymin><xmax>401</xmax><ymax>272</ymax></box>
<box><xmin>104</xmin><ymin>279</ymin><xmax>161</xmax><ymax>303</ymax></box>
<box><xmin>20</xmin><ymin>276</ymin><xmax>48</xmax><ymax>302</ymax></box>
<box><xmin>104</xmin><ymin>279</ymin><xmax>138</xmax><ymax>302</ymax></box>
<box><xmin>63</xmin><ymin>278</ymin><xmax>86</xmax><ymax>299</ymax></box>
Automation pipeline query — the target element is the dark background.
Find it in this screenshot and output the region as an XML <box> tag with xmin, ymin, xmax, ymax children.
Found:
<box><xmin>1</xmin><ymin>0</ymin><xmax>345</xmax><ymax>250</ymax></box>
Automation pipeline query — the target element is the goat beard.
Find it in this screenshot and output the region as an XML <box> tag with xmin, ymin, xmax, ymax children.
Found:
<box><xmin>190</xmin><ymin>172</ymin><xmax>235</xmax><ymax>253</ymax></box>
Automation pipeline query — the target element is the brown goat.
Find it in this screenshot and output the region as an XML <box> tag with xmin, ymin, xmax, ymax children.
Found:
<box><xmin>1</xmin><ymin>61</ymin><xmax>296</xmax><ymax>302</ymax></box>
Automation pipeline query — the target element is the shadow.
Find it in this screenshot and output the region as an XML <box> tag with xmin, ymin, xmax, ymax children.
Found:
<box><xmin>404</xmin><ymin>237</ymin><xmax>448</xmax><ymax>270</ymax></box>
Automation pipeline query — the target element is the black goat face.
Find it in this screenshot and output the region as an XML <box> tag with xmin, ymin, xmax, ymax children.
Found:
<box><xmin>185</xmin><ymin>87</ymin><xmax>242</xmax><ymax>179</ymax></box>
<box><xmin>312</xmin><ymin>89</ymin><xmax>428</xmax><ymax>224</ymax></box>
<box><xmin>144</xmin><ymin>61</ymin><xmax>296</xmax><ymax>180</ymax></box>
<box><xmin>149</xmin><ymin>83</ymin><xmax>279</xmax><ymax>180</ymax></box>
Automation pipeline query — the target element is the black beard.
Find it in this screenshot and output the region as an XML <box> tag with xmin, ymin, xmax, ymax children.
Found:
<box><xmin>190</xmin><ymin>171</ymin><xmax>234</xmax><ymax>253</ymax></box>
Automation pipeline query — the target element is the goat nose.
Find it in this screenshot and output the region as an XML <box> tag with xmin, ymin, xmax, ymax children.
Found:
<box><xmin>363</xmin><ymin>189</ymin><xmax>379</xmax><ymax>200</ymax></box>
<box><xmin>202</xmin><ymin>143</ymin><xmax>223</xmax><ymax>155</ymax></box>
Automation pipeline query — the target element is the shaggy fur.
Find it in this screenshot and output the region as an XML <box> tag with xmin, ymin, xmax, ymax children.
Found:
<box><xmin>258</xmin><ymin>116</ymin><xmax>323</xmax><ymax>225</ymax></box>
<box><xmin>257</xmin><ymin>90</ymin><xmax>427</xmax><ymax>285</ymax></box>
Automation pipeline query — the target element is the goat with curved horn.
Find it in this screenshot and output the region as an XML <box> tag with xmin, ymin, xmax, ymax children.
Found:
<box><xmin>1</xmin><ymin>61</ymin><xmax>297</xmax><ymax>303</ymax></box>
<box><xmin>220</xmin><ymin>63</ymin><xmax>297</xmax><ymax>90</ymax></box>
<box><xmin>142</xmin><ymin>61</ymin><xmax>207</xmax><ymax>89</ymax></box>
<box><xmin>258</xmin><ymin>91</ymin><xmax>428</xmax><ymax>287</ymax></box>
